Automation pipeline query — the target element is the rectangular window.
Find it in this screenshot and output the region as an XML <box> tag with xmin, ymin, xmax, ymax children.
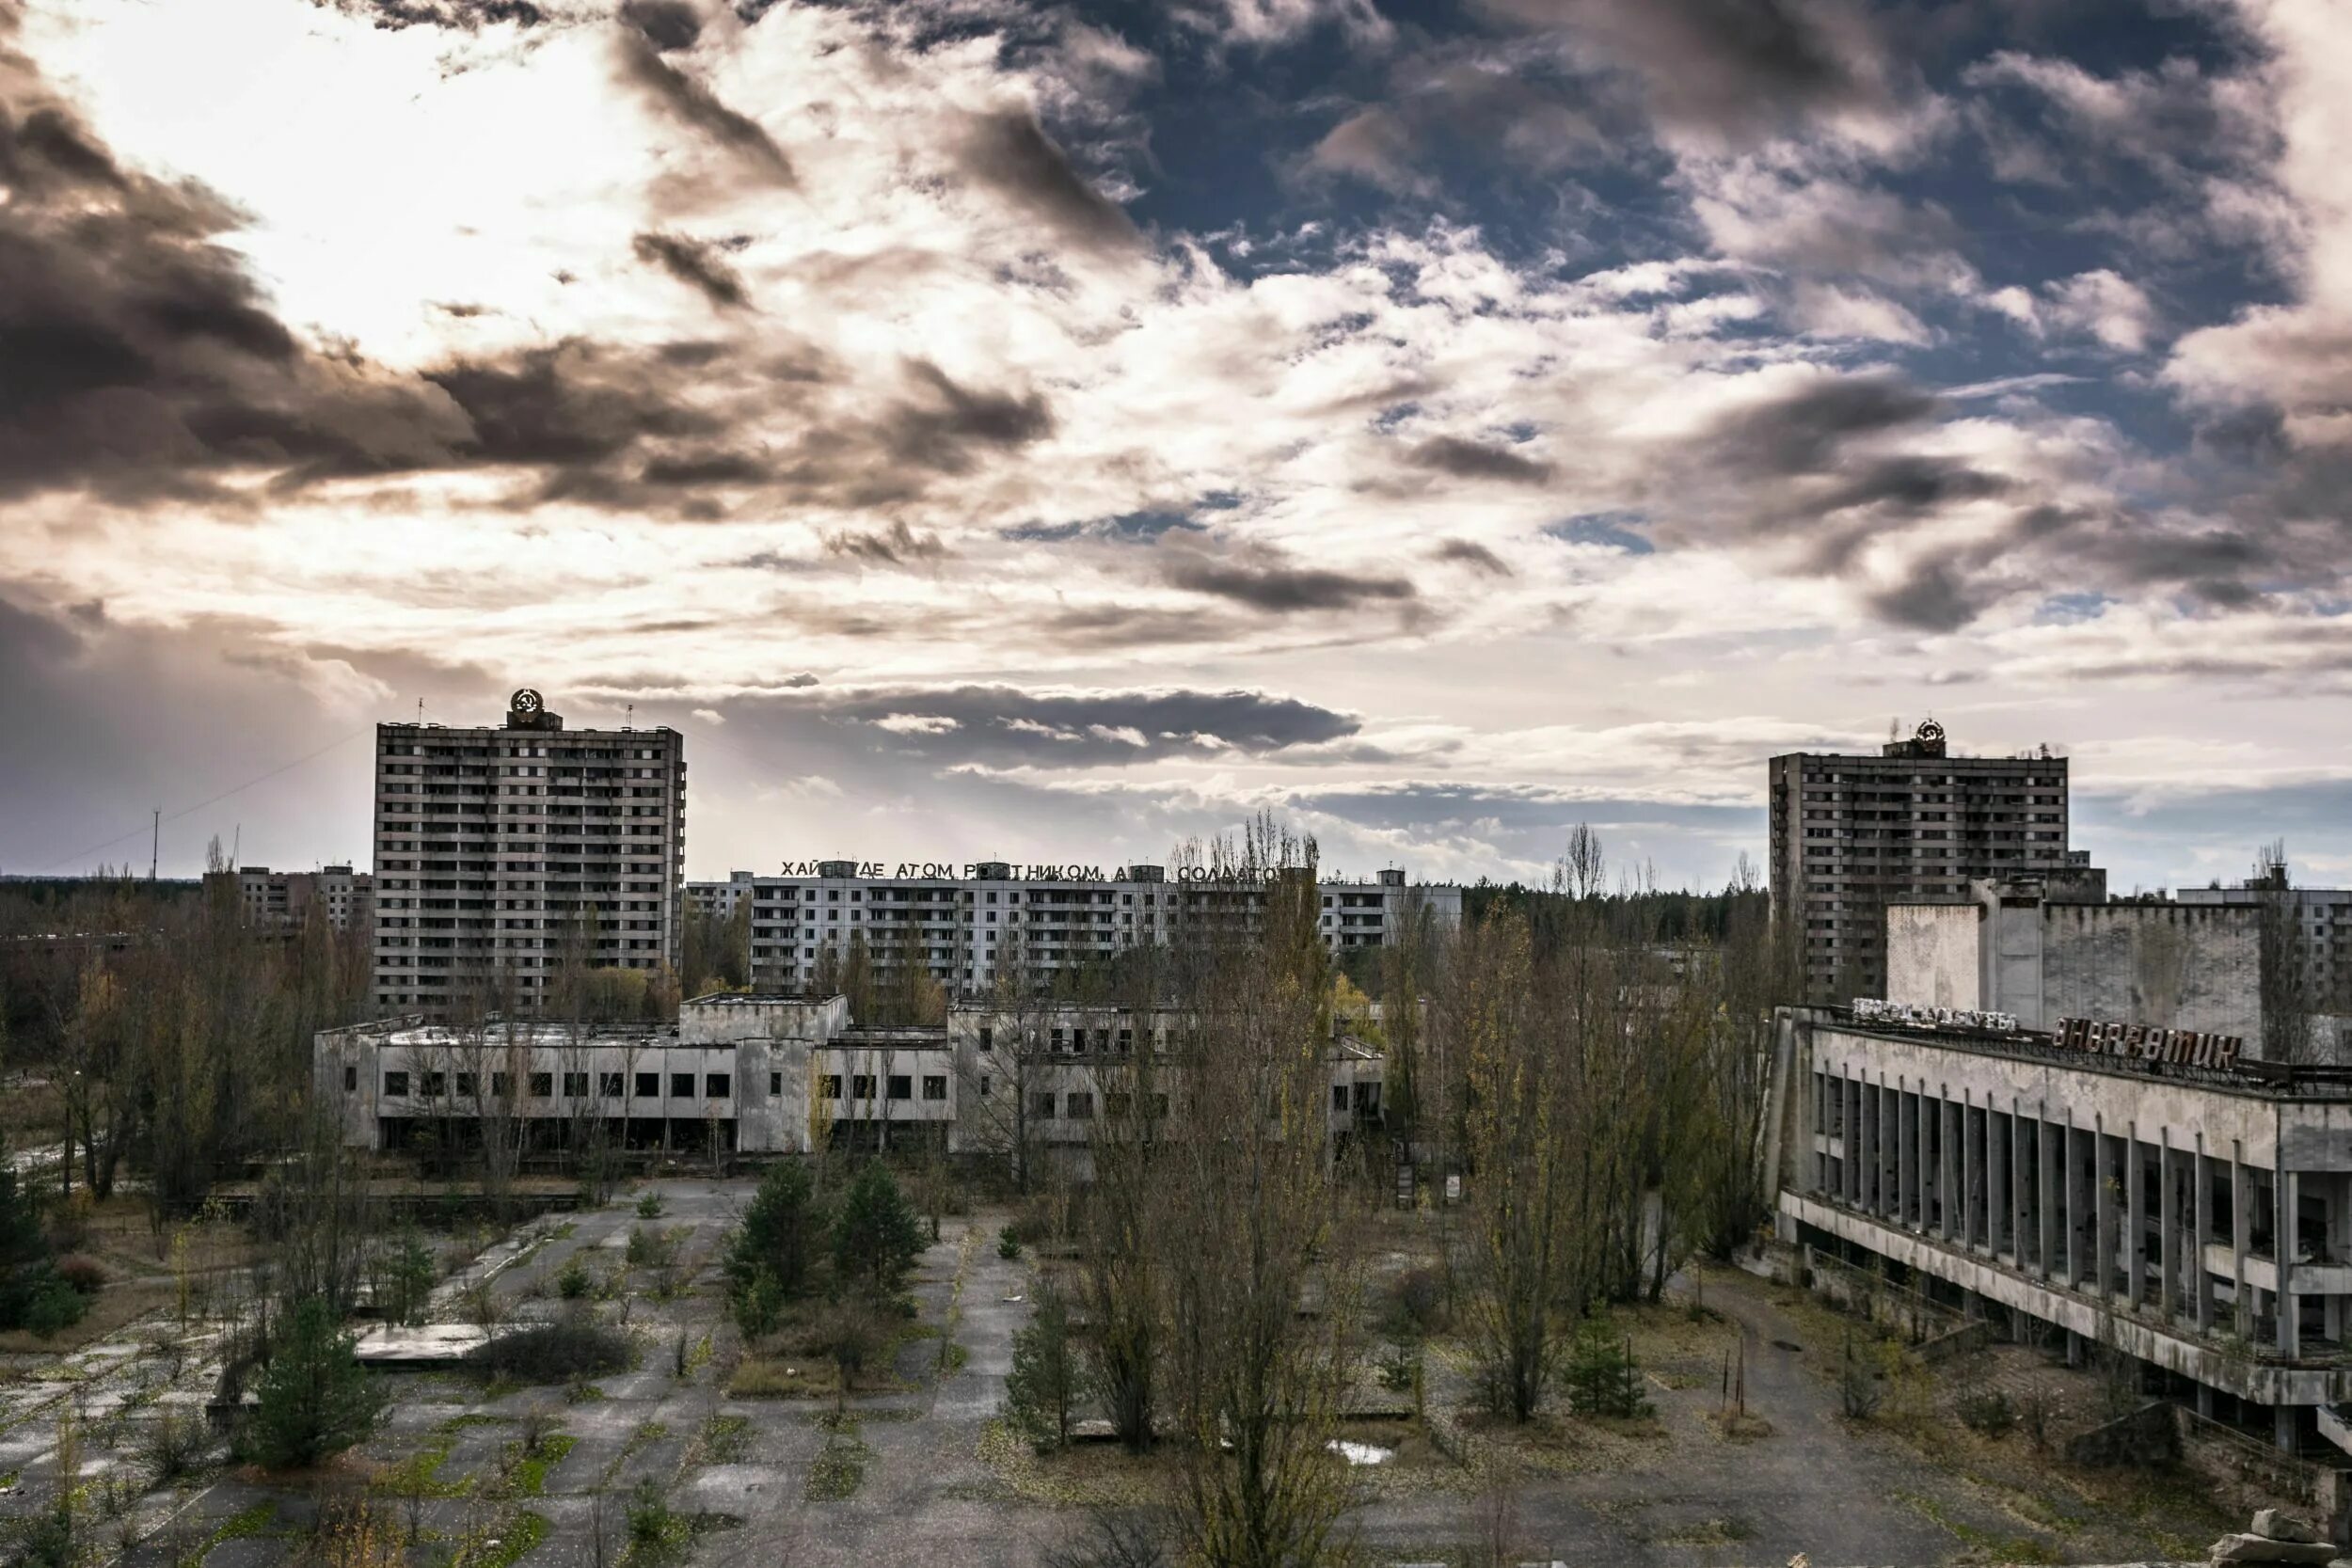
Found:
<box><xmin>671</xmin><ymin>1072</ymin><xmax>694</xmax><ymax>1098</ymax></box>
<box><xmin>922</xmin><ymin>1075</ymin><xmax>946</xmax><ymax>1101</ymax></box>
<box><xmin>978</xmin><ymin>1026</ymin><xmax>994</xmax><ymax>1052</ymax></box>
<box><xmin>770</xmin><ymin>1072</ymin><xmax>784</xmax><ymax>1096</ymax></box>
<box><xmin>636</xmin><ymin>1071</ymin><xmax>660</xmax><ymax>1099</ymax></box>
<box><xmin>342</xmin><ymin>1065</ymin><xmax>358</xmax><ymax>1092</ymax></box>
<box><xmin>887</xmin><ymin>1074</ymin><xmax>912</xmax><ymax>1101</ymax></box>
<box><xmin>491</xmin><ymin>1072</ymin><xmax>512</xmax><ymax>1097</ymax></box>
<box><xmin>1050</xmin><ymin>1027</ymin><xmax>1066</xmax><ymax>1052</ymax></box>
<box><xmin>1105</xmin><ymin>1091</ymin><xmax>1132</xmax><ymax>1119</ymax></box>
<box><xmin>564</xmin><ymin>1071</ymin><xmax>588</xmax><ymax>1097</ymax></box>
<box><xmin>706</xmin><ymin>1073</ymin><xmax>731</xmax><ymax>1099</ymax></box>
<box><xmin>1066</xmin><ymin>1091</ymin><xmax>1094</xmax><ymax>1120</ymax></box>
<box><xmin>530</xmin><ymin>1072</ymin><xmax>553</xmax><ymax>1098</ymax></box>
<box><xmin>1332</xmin><ymin>1085</ymin><xmax>1348</xmax><ymax>1112</ymax></box>
<box><xmin>1031</xmin><ymin>1090</ymin><xmax>1056</xmax><ymax>1119</ymax></box>
<box><xmin>600</xmin><ymin>1071</ymin><xmax>624</xmax><ymax>1096</ymax></box>
<box><xmin>425</xmin><ymin>1071</ymin><xmax>447</xmax><ymax>1097</ymax></box>
<box><xmin>822</xmin><ymin>1074</ymin><xmax>843</xmax><ymax>1100</ymax></box>
<box><xmin>456</xmin><ymin>1072</ymin><xmax>479</xmax><ymax>1098</ymax></box>
<box><xmin>383</xmin><ymin>1070</ymin><xmax>410</xmax><ymax>1098</ymax></box>
<box><xmin>852</xmin><ymin>1074</ymin><xmax>875</xmax><ymax>1099</ymax></box>
<box><xmin>979</xmin><ymin>1075</ymin><xmax>992</xmax><ymax>1098</ymax></box>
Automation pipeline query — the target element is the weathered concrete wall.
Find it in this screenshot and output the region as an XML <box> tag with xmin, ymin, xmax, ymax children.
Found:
<box><xmin>2042</xmin><ymin>904</ymin><xmax>2261</xmax><ymax>1043</ymax></box>
<box><xmin>1886</xmin><ymin>904</ymin><xmax>1981</xmax><ymax>1011</ymax></box>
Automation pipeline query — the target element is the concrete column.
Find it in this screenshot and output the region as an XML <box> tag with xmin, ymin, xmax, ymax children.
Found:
<box><xmin>2233</xmin><ymin>1144</ymin><xmax>2252</xmax><ymax>1338</ymax></box>
<box><xmin>2010</xmin><ymin>1101</ymin><xmax>2029</xmax><ymax>1266</ymax></box>
<box><xmin>2124</xmin><ymin>1127</ymin><xmax>2143</xmax><ymax>1308</ymax></box>
<box><xmin>1844</xmin><ymin>1071</ymin><xmax>1862</xmax><ymax>1204</ymax></box>
<box><xmin>1940</xmin><ymin>1093</ymin><xmax>1959</xmax><ymax>1243</ymax></box>
<box><xmin>1918</xmin><ymin>1085</ymin><xmax>1934</xmax><ymax>1231</ymax></box>
<box><xmin>2161</xmin><ymin>1132</ymin><xmax>2180</xmax><ymax>1323</ymax></box>
<box><xmin>1989</xmin><ymin>1109</ymin><xmax>2010</xmax><ymax>1258</ymax></box>
<box><xmin>2038</xmin><ymin>1111</ymin><xmax>2058</xmax><ymax>1282</ymax></box>
<box><xmin>2277</xmin><ymin>1402</ymin><xmax>2298</xmax><ymax>1455</ymax></box>
<box><xmin>1881</xmin><ymin>1082</ymin><xmax>1899</xmax><ymax>1219</ymax></box>
<box><xmin>1962</xmin><ymin>1096</ymin><xmax>1979</xmax><ymax>1249</ymax></box>
<box><xmin>2279</xmin><ymin>1165</ymin><xmax>2300</xmax><ymax>1360</ymax></box>
<box><xmin>2094</xmin><ymin>1121</ymin><xmax>2116</xmax><ymax>1305</ymax></box>
<box><xmin>1859</xmin><ymin>1077</ymin><xmax>1878</xmax><ymax>1213</ymax></box>
<box><xmin>2067</xmin><ymin>1116</ymin><xmax>2088</xmax><ymax>1286</ymax></box>
<box><xmin>2194</xmin><ymin>1136</ymin><xmax>2214</xmax><ymax>1336</ymax></box>
<box><xmin>1898</xmin><ymin>1083</ymin><xmax>1916</xmax><ymax>1227</ymax></box>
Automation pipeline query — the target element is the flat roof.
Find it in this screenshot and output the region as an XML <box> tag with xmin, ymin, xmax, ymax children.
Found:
<box><xmin>1815</xmin><ymin>1011</ymin><xmax>2352</xmax><ymax>1103</ymax></box>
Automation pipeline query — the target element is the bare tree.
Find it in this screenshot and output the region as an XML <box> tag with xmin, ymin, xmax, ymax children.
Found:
<box><xmin>1155</xmin><ymin>816</ymin><xmax>1362</xmax><ymax>1565</ymax></box>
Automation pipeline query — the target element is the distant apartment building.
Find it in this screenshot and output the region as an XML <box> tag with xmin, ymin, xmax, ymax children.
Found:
<box><xmin>371</xmin><ymin>689</ymin><xmax>685</xmax><ymax>1015</ymax></box>
<box><xmin>686</xmin><ymin>862</ymin><xmax>1464</xmax><ymax>994</ymax></box>
<box><xmin>205</xmin><ymin>864</ymin><xmax>373</xmax><ymax>933</ymax></box>
<box><xmin>1769</xmin><ymin>721</ymin><xmax>2100</xmax><ymax>1004</ymax></box>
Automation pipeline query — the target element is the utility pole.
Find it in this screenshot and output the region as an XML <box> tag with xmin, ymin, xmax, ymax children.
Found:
<box><xmin>150</xmin><ymin>809</ymin><xmax>159</xmax><ymax>883</ymax></box>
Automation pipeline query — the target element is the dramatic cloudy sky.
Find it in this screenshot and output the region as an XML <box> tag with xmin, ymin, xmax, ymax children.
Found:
<box><xmin>3</xmin><ymin>0</ymin><xmax>2350</xmax><ymax>893</ymax></box>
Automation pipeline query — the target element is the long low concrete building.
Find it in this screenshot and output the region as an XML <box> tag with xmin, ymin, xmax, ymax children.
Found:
<box><xmin>316</xmin><ymin>994</ymin><xmax>1384</xmax><ymax>1164</ymax></box>
<box><xmin>1772</xmin><ymin>1005</ymin><xmax>2352</xmax><ymax>1454</ymax></box>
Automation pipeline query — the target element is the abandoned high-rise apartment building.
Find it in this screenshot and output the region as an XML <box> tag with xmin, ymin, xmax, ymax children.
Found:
<box><xmin>1769</xmin><ymin>721</ymin><xmax>2101</xmax><ymax>1005</ymax></box>
<box><xmin>371</xmin><ymin>690</ymin><xmax>686</xmax><ymax>1014</ymax></box>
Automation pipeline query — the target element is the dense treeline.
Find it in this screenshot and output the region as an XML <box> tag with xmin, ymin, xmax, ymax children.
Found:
<box><xmin>1461</xmin><ymin>868</ymin><xmax>1772</xmax><ymax>946</ymax></box>
<box><xmin>0</xmin><ymin>851</ymin><xmax>371</xmax><ymax>1212</ymax></box>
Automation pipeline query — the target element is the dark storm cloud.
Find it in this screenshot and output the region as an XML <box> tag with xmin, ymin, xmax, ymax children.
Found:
<box><xmin>1431</xmin><ymin>539</ymin><xmax>1514</xmax><ymax>576</ymax></box>
<box><xmin>0</xmin><ymin>30</ymin><xmax>472</xmax><ymax>501</ymax></box>
<box><xmin>798</xmin><ymin>684</ymin><xmax>1361</xmax><ymax>766</ymax></box>
<box><xmin>639</xmin><ymin>450</ymin><xmax>769</xmax><ymax>486</ymax></box>
<box><xmin>1706</xmin><ymin>372</ymin><xmax>1938</xmax><ymax>479</ymax></box>
<box><xmin>878</xmin><ymin>360</ymin><xmax>1055</xmax><ymax>471</ymax></box>
<box><xmin>1866</xmin><ymin>555</ymin><xmax>1985</xmax><ymax>633</ymax></box>
<box><xmin>1479</xmin><ymin>0</ymin><xmax>1901</xmax><ymax>141</ymax></box>
<box><xmin>424</xmin><ymin>341</ymin><xmax>720</xmax><ymax>467</ymax></box>
<box><xmin>1405</xmin><ymin>435</ymin><xmax>1554</xmax><ymax>485</ymax></box>
<box><xmin>620</xmin><ymin>0</ymin><xmax>703</xmax><ymax>52</ymax></box>
<box><xmin>822</xmin><ymin>520</ymin><xmax>949</xmax><ymax>566</ymax></box>
<box><xmin>630</xmin><ymin>230</ymin><xmax>749</xmax><ymax>310</ymax></box>
<box><xmin>615</xmin><ymin>32</ymin><xmax>796</xmax><ymax>187</ymax></box>
<box><xmin>1160</xmin><ymin>545</ymin><xmax>1419</xmax><ymax>613</ymax></box>
<box><xmin>305</xmin><ymin>0</ymin><xmax>545</xmax><ymax>28</ymax></box>
<box><xmin>958</xmin><ymin>108</ymin><xmax>1142</xmax><ymax>254</ymax></box>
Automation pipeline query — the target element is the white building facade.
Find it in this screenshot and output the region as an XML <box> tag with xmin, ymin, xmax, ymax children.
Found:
<box><xmin>688</xmin><ymin>863</ymin><xmax>1462</xmax><ymax>994</ymax></box>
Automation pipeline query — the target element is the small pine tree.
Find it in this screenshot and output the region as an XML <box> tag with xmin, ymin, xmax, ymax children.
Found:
<box><xmin>1005</xmin><ymin>1280</ymin><xmax>1082</xmax><ymax>1452</ymax></box>
<box><xmin>0</xmin><ymin>1132</ymin><xmax>77</xmax><ymax>1335</ymax></box>
<box><xmin>1563</xmin><ymin>1310</ymin><xmax>1651</xmax><ymax>1419</ymax></box>
<box><xmin>830</xmin><ymin>1163</ymin><xmax>925</xmax><ymax>1299</ymax></box>
<box><xmin>245</xmin><ymin>1298</ymin><xmax>384</xmax><ymax>1469</ymax></box>
<box><xmin>726</xmin><ymin>1160</ymin><xmax>823</xmax><ymax>1305</ymax></box>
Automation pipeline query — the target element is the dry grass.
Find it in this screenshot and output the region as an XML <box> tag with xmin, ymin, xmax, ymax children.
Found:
<box><xmin>726</xmin><ymin>1356</ymin><xmax>840</xmax><ymax>1401</ymax></box>
<box><xmin>0</xmin><ymin>1278</ymin><xmax>171</xmax><ymax>1354</ymax></box>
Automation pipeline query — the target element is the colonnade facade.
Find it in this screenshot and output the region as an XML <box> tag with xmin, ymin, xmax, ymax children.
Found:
<box><xmin>1783</xmin><ymin>1019</ymin><xmax>2352</xmax><ymax>1452</ymax></box>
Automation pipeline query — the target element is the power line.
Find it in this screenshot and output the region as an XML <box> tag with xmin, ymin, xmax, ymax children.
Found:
<box><xmin>35</xmin><ymin>725</ymin><xmax>375</xmax><ymax>875</ymax></box>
